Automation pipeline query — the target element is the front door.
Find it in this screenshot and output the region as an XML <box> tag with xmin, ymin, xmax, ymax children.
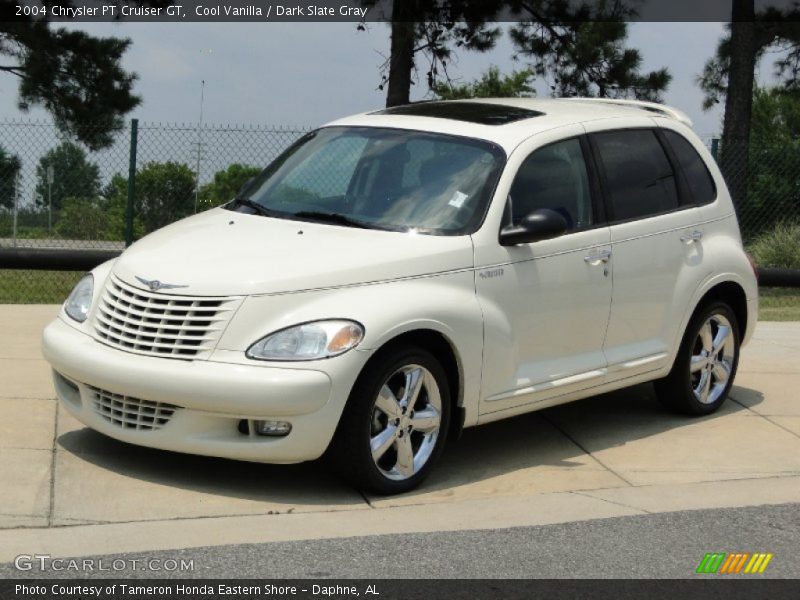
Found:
<box><xmin>475</xmin><ymin>129</ymin><xmax>612</xmax><ymax>416</ymax></box>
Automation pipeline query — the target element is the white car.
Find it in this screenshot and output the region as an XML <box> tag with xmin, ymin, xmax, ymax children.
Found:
<box><xmin>43</xmin><ymin>98</ymin><xmax>758</xmax><ymax>494</ymax></box>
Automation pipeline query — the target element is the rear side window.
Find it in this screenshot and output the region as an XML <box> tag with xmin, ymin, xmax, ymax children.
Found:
<box><xmin>593</xmin><ymin>129</ymin><xmax>679</xmax><ymax>221</ymax></box>
<box><xmin>662</xmin><ymin>130</ymin><xmax>717</xmax><ymax>205</ymax></box>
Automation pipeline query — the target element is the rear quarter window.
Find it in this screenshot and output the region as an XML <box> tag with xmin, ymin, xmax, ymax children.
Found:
<box><xmin>662</xmin><ymin>130</ymin><xmax>717</xmax><ymax>205</ymax></box>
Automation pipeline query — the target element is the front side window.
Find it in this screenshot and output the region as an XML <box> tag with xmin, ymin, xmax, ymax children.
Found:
<box><xmin>508</xmin><ymin>138</ymin><xmax>594</xmax><ymax>230</ymax></box>
<box><xmin>230</xmin><ymin>127</ymin><xmax>505</xmax><ymax>235</ymax></box>
<box><xmin>593</xmin><ymin>129</ymin><xmax>679</xmax><ymax>221</ymax></box>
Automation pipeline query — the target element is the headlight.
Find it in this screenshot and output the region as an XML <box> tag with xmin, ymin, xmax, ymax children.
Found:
<box><xmin>64</xmin><ymin>274</ymin><xmax>94</xmax><ymax>323</ymax></box>
<box><xmin>247</xmin><ymin>320</ymin><xmax>364</xmax><ymax>361</ymax></box>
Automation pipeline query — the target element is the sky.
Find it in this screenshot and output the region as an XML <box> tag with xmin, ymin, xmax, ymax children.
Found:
<box><xmin>0</xmin><ymin>22</ymin><xmax>734</xmax><ymax>138</ymax></box>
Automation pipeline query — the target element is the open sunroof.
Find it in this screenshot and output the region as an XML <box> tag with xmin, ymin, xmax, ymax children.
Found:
<box><xmin>373</xmin><ymin>101</ymin><xmax>542</xmax><ymax>126</ymax></box>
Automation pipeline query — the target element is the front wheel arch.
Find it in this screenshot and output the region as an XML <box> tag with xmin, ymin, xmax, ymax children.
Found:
<box><xmin>329</xmin><ymin>343</ymin><xmax>452</xmax><ymax>494</ymax></box>
<box><xmin>357</xmin><ymin>328</ymin><xmax>464</xmax><ymax>440</ymax></box>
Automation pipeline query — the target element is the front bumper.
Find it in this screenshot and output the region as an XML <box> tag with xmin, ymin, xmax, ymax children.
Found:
<box><xmin>42</xmin><ymin>317</ymin><xmax>348</xmax><ymax>463</ymax></box>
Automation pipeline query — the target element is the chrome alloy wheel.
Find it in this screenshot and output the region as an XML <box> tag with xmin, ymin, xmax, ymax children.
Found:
<box><xmin>369</xmin><ymin>364</ymin><xmax>442</xmax><ymax>481</ymax></box>
<box><xmin>690</xmin><ymin>313</ymin><xmax>736</xmax><ymax>405</ymax></box>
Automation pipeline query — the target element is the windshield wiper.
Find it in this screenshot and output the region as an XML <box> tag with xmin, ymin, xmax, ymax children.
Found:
<box><xmin>293</xmin><ymin>211</ymin><xmax>374</xmax><ymax>229</ymax></box>
<box><xmin>230</xmin><ymin>197</ymin><xmax>277</xmax><ymax>218</ymax></box>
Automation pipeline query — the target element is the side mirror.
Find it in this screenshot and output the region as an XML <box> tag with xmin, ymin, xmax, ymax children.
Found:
<box><xmin>499</xmin><ymin>208</ymin><xmax>568</xmax><ymax>246</ymax></box>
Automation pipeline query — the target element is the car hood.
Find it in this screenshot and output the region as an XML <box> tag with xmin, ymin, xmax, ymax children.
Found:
<box><xmin>112</xmin><ymin>209</ymin><xmax>475</xmax><ymax>296</ymax></box>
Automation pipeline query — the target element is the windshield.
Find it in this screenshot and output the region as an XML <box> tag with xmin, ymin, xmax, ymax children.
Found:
<box><xmin>227</xmin><ymin>126</ymin><xmax>506</xmax><ymax>235</ymax></box>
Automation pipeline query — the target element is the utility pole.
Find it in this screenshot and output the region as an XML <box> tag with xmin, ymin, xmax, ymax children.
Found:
<box><xmin>194</xmin><ymin>48</ymin><xmax>212</xmax><ymax>213</ymax></box>
<box><xmin>46</xmin><ymin>164</ymin><xmax>54</xmax><ymax>234</ymax></box>
<box><xmin>194</xmin><ymin>78</ymin><xmax>206</xmax><ymax>214</ymax></box>
<box><xmin>12</xmin><ymin>173</ymin><xmax>19</xmax><ymax>247</ymax></box>
<box><xmin>126</xmin><ymin>119</ymin><xmax>138</xmax><ymax>247</ymax></box>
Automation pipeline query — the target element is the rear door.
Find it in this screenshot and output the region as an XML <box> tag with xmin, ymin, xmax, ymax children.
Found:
<box><xmin>585</xmin><ymin>120</ymin><xmax>709</xmax><ymax>380</ymax></box>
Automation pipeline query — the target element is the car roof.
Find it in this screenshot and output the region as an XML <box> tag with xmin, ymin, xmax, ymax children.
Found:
<box><xmin>324</xmin><ymin>97</ymin><xmax>694</xmax><ymax>154</ymax></box>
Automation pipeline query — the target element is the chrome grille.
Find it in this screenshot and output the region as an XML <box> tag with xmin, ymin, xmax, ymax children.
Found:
<box><xmin>94</xmin><ymin>275</ymin><xmax>241</xmax><ymax>359</ymax></box>
<box><xmin>89</xmin><ymin>386</ymin><xmax>180</xmax><ymax>431</ymax></box>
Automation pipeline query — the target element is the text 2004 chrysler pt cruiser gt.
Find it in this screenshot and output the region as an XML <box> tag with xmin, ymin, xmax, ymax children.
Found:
<box><xmin>43</xmin><ymin>99</ymin><xmax>758</xmax><ymax>494</ymax></box>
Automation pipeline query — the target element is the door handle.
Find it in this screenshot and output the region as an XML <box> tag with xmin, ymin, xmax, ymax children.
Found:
<box><xmin>680</xmin><ymin>230</ymin><xmax>704</xmax><ymax>244</ymax></box>
<box><xmin>584</xmin><ymin>249</ymin><xmax>611</xmax><ymax>265</ymax></box>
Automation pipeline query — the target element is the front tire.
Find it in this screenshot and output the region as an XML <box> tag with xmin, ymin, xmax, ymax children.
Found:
<box><xmin>655</xmin><ymin>301</ymin><xmax>740</xmax><ymax>416</ymax></box>
<box><xmin>332</xmin><ymin>345</ymin><xmax>451</xmax><ymax>495</ymax></box>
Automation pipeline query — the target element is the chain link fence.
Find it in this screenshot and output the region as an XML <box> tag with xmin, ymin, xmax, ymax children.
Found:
<box><xmin>703</xmin><ymin>137</ymin><xmax>800</xmax><ymax>321</ymax></box>
<box><xmin>0</xmin><ymin>119</ymin><xmax>798</xmax><ymax>319</ymax></box>
<box><xmin>705</xmin><ymin>138</ymin><xmax>800</xmax><ymax>245</ymax></box>
<box><xmin>0</xmin><ymin>119</ymin><xmax>309</xmax><ymax>302</ymax></box>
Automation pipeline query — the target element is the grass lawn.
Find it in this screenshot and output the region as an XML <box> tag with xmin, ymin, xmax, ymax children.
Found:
<box><xmin>759</xmin><ymin>287</ymin><xmax>800</xmax><ymax>321</ymax></box>
<box><xmin>0</xmin><ymin>270</ymin><xmax>84</xmax><ymax>304</ymax></box>
<box><xmin>1</xmin><ymin>269</ymin><xmax>799</xmax><ymax>322</ymax></box>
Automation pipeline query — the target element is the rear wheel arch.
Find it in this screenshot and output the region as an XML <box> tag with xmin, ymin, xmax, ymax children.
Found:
<box><xmin>693</xmin><ymin>281</ymin><xmax>748</xmax><ymax>339</ymax></box>
<box><xmin>656</xmin><ymin>300</ymin><xmax>740</xmax><ymax>415</ymax></box>
<box><xmin>665</xmin><ymin>279</ymin><xmax>748</xmax><ymax>378</ymax></box>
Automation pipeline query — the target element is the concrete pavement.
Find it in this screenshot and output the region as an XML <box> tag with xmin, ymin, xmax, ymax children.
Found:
<box><xmin>0</xmin><ymin>305</ymin><xmax>799</xmax><ymax>563</ymax></box>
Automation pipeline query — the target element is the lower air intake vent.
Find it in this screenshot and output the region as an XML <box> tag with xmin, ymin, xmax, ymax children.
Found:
<box><xmin>89</xmin><ymin>386</ymin><xmax>181</xmax><ymax>431</ymax></box>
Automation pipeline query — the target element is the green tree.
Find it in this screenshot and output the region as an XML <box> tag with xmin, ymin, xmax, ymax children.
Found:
<box><xmin>433</xmin><ymin>66</ymin><xmax>535</xmax><ymax>100</ymax></box>
<box><xmin>509</xmin><ymin>3</ymin><xmax>671</xmax><ymax>100</ymax></box>
<box><xmin>0</xmin><ymin>144</ymin><xmax>21</xmax><ymax>211</ymax></box>
<box><xmin>740</xmin><ymin>87</ymin><xmax>800</xmax><ymax>241</ymax></box>
<box><xmin>750</xmin><ymin>88</ymin><xmax>800</xmax><ymax>145</ymax></box>
<box><xmin>101</xmin><ymin>173</ymin><xmax>144</xmax><ymax>241</ymax></box>
<box><xmin>697</xmin><ymin>1</ymin><xmax>800</xmax><ymax>205</ymax></box>
<box><xmin>35</xmin><ymin>142</ymin><xmax>100</xmax><ymax>212</ymax></box>
<box><xmin>372</xmin><ymin>1</ymin><xmax>670</xmax><ymax>107</ymax></box>
<box><xmin>0</xmin><ymin>2</ymin><xmax>173</xmax><ymax>148</ymax></box>
<box><xmin>198</xmin><ymin>163</ymin><xmax>262</xmax><ymax>208</ymax></box>
<box><xmin>55</xmin><ymin>197</ymin><xmax>110</xmax><ymax>240</ymax></box>
<box><xmin>135</xmin><ymin>162</ymin><xmax>196</xmax><ymax>233</ymax></box>
<box><xmin>365</xmin><ymin>0</ymin><xmax>503</xmax><ymax>107</ymax></box>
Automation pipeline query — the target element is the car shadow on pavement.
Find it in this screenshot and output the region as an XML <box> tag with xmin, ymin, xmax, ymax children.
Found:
<box><xmin>56</xmin><ymin>428</ymin><xmax>361</xmax><ymax>509</ymax></box>
<box><xmin>55</xmin><ymin>383</ymin><xmax>764</xmax><ymax>509</ymax></box>
<box><xmin>412</xmin><ymin>382</ymin><xmax>766</xmax><ymax>498</ymax></box>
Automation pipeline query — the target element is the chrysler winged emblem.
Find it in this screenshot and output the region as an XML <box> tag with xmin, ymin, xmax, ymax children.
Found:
<box><xmin>135</xmin><ymin>276</ymin><xmax>189</xmax><ymax>292</ymax></box>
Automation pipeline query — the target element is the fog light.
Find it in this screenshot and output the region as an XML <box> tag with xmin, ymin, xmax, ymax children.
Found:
<box><xmin>254</xmin><ymin>420</ymin><xmax>292</xmax><ymax>437</ymax></box>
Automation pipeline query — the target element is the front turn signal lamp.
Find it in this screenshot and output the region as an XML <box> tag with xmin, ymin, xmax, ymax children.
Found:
<box><xmin>246</xmin><ymin>320</ymin><xmax>364</xmax><ymax>361</ymax></box>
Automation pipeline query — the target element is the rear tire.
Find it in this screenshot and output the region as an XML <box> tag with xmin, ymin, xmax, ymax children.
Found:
<box><xmin>654</xmin><ymin>301</ymin><xmax>740</xmax><ymax>416</ymax></box>
<box><xmin>331</xmin><ymin>345</ymin><xmax>451</xmax><ymax>495</ymax></box>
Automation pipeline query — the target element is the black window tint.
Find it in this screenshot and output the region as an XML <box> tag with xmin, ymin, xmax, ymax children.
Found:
<box><xmin>594</xmin><ymin>129</ymin><xmax>679</xmax><ymax>221</ymax></box>
<box><xmin>509</xmin><ymin>138</ymin><xmax>593</xmax><ymax>230</ymax></box>
<box><xmin>663</xmin><ymin>130</ymin><xmax>717</xmax><ymax>205</ymax></box>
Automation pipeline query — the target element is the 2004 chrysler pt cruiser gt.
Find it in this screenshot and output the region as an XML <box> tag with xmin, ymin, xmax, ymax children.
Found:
<box><xmin>43</xmin><ymin>99</ymin><xmax>759</xmax><ymax>494</ymax></box>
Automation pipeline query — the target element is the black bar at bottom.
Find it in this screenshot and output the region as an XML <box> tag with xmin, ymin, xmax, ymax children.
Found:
<box><xmin>0</xmin><ymin>579</ymin><xmax>796</xmax><ymax>600</ymax></box>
